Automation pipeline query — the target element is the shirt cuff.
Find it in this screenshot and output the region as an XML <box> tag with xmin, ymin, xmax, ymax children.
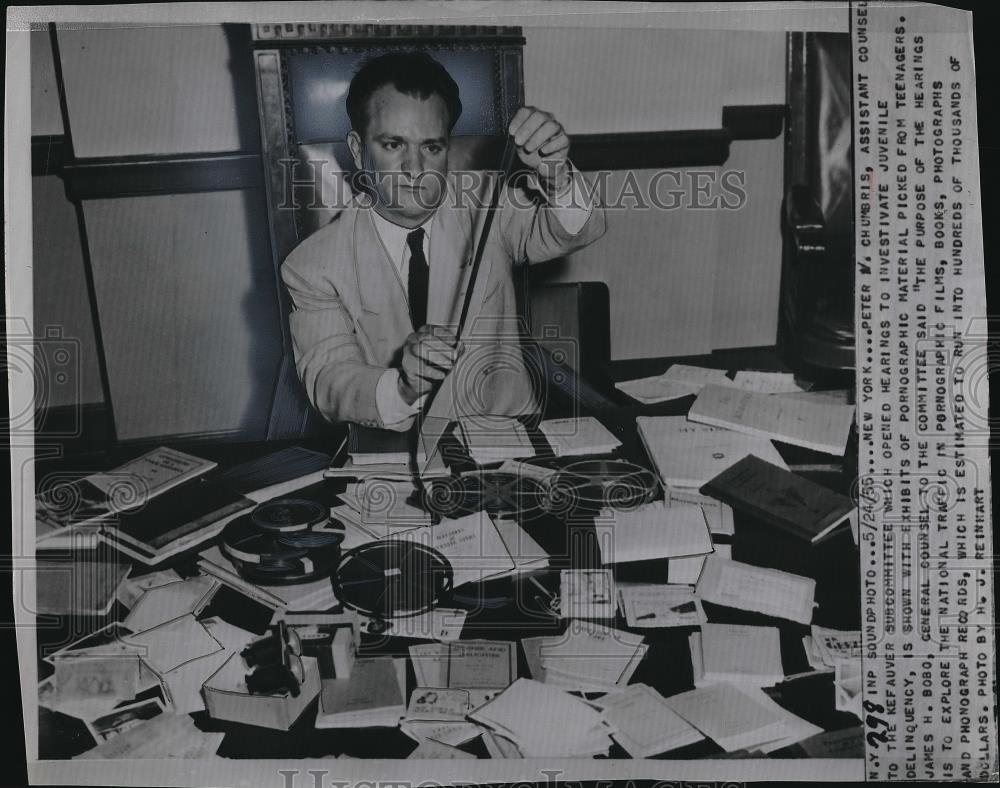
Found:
<box><xmin>375</xmin><ymin>368</ymin><xmax>425</xmax><ymax>431</ymax></box>
<box><xmin>540</xmin><ymin>163</ymin><xmax>593</xmax><ymax>235</ymax></box>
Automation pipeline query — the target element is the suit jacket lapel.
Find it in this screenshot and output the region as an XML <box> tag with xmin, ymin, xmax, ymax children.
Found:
<box><xmin>352</xmin><ymin>207</ymin><xmax>412</xmax><ymax>351</ymax></box>
<box><xmin>428</xmin><ymin>183</ymin><xmax>473</xmax><ymax>329</ymax></box>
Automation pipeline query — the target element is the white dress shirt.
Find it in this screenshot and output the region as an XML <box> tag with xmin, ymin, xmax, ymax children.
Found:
<box><xmin>373</xmin><ymin>168</ymin><xmax>595</xmax><ymax>429</ymax></box>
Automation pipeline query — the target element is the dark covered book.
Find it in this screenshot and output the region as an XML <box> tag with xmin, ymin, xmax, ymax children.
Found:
<box><xmin>100</xmin><ymin>477</ymin><xmax>254</xmax><ymax>565</ymax></box>
<box><xmin>699</xmin><ymin>455</ymin><xmax>854</xmax><ymax>544</ymax></box>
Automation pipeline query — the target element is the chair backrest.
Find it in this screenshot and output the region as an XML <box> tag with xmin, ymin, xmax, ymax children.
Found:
<box><xmin>251</xmin><ymin>24</ymin><xmax>526</xmax><ymax>438</ymax></box>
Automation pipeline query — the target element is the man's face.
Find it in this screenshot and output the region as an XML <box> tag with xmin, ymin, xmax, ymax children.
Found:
<box><xmin>348</xmin><ymin>84</ymin><xmax>450</xmax><ymax>227</ymax></box>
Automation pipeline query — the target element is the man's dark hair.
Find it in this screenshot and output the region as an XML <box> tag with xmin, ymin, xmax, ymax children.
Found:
<box><xmin>346</xmin><ymin>51</ymin><xmax>463</xmax><ymax>136</ymax></box>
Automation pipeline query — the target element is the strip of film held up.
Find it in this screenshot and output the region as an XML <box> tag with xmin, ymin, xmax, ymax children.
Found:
<box><xmin>852</xmin><ymin>2</ymin><xmax>996</xmax><ymax>781</ymax></box>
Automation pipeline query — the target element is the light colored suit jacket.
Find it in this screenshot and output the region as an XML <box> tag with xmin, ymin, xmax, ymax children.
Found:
<box><xmin>280</xmin><ymin>172</ymin><xmax>606</xmax><ymax>428</ymax></box>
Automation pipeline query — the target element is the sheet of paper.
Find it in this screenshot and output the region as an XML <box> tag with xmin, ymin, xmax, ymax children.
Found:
<box><xmin>401</xmin><ymin>719</ymin><xmax>484</xmax><ymax>747</ymax></box>
<box><xmin>688</xmin><ymin>384</ymin><xmax>855</xmax><ymax>456</ymax></box>
<box><xmin>666</xmin><ymin>486</ymin><xmax>736</xmax><ymax>536</ymax></box>
<box><xmin>481</xmin><ymin>730</ymin><xmax>524</xmax><ymax>758</ymax></box>
<box><xmin>383</xmin><ymin>607</ymin><xmax>468</xmax><ymax>641</ymax></box>
<box><xmin>406</xmin><ymin>688</ymin><xmax>472</xmax><ymax>721</ymax></box>
<box><xmin>664</xmin><ymin>683</ymin><xmax>790</xmax><ymax>752</ymax></box>
<box><xmin>595</xmin><ymin>683</ymin><xmax>704</xmax><ymax>757</ymax></box>
<box><xmin>468</xmin><ymin>678</ymin><xmax>611</xmax><ymax>757</ymax></box>
<box><xmin>84</xmin><ymin>698</ymin><xmax>165</xmax><ymax>744</ymax></box>
<box><xmin>117</xmin><ymin>569</ymin><xmax>181</xmax><ymax>609</ymax></box>
<box><xmin>617</xmin><ymin>363</ymin><xmax>733</xmax><ymax>403</ymax></box>
<box><xmin>47</xmin><ymin>655</ymin><xmax>147</xmax><ymax>717</ymax></box>
<box><xmin>78</xmin><ymin>711</ymin><xmax>225</xmax><ymax>759</ymax></box>
<box><xmin>667</xmin><ymin>553</ymin><xmax>708</xmax><ymax>585</ymax></box>
<box><xmin>811</xmin><ymin>625</ymin><xmax>863</xmax><ymax>666</ymax></box>
<box><xmin>618</xmin><ymin>583</ymin><xmax>707</xmax><ymax>627</ymax></box>
<box><xmin>615</xmin><ymin>375</ymin><xmax>702</xmax><ymax>404</ymax></box>
<box><xmin>157</xmin><ymin>646</ymin><xmax>232</xmax><ymax>714</ymax></box>
<box><xmin>539</xmin><ymin>622</ymin><xmax>645</xmax><ymax>687</ymax></box>
<box><xmin>409</xmin><ymin>643</ymin><xmax>449</xmax><ymax>687</ymax></box>
<box><xmin>559</xmin><ymin>569</ymin><xmax>617</xmax><ymax>619</ymax></box>
<box><xmin>446</xmin><ymin>640</ymin><xmax>517</xmax><ymax>689</ymax></box>
<box><xmin>125</xmin><ymin>614</ymin><xmax>224</xmax><ymax>674</ymax></box>
<box><xmin>594</xmin><ymin>501</ymin><xmax>713</xmax><ymax>564</ymax></box>
<box><xmin>695</xmin><ymin>556</ymin><xmax>816</xmax><ymax>624</ymax></box>
<box><xmin>395</xmin><ymin>512</ymin><xmax>515</xmax><ymax>587</ymax></box>
<box><xmin>731</xmin><ymin>370</ymin><xmax>811</xmax><ymax>394</ymax></box>
<box><xmin>122</xmin><ymin>576</ymin><xmax>217</xmax><ymax>633</ymax></box>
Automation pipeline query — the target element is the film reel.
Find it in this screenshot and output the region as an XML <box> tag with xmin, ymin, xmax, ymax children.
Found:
<box><xmin>557</xmin><ymin>459</ymin><xmax>658</xmax><ymax>510</ymax></box>
<box><xmin>221</xmin><ymin>500</ymin><xmax>343</xmax><ymax>585</ymax></box>
<box><xmin>332</xmin><ymin>539</ymin><xmax>453</xmax><ymax>620</ymax></box>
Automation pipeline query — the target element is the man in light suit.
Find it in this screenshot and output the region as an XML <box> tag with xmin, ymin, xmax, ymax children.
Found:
<box><xmin>281</xmin><ymin>52</ymin><xmax>606</xmax><ymax>431</ymax></box>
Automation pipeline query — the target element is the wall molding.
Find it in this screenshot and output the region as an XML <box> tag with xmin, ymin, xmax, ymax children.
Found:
<box><xmin>32</xmin><ymin>103</ymin><xmax>785</xmax><ymax>194</ymax></box>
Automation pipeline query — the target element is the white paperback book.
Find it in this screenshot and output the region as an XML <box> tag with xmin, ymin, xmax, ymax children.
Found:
<box><xmin>636</xmin><ymin>415</ymin><xmax>788</xmax><ymax>489</ymax></box>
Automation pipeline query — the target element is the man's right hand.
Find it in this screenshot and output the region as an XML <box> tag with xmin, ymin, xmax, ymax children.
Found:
<box><xmin>397</xmin><ymin>325</ymin><xmax>464</xmax><ymax>405</ymax></box>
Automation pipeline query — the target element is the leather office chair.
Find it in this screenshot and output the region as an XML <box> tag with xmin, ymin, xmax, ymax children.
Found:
<box><xmin>779</xmin><ymin>32</ymin><xmax>855</xmax><ymax>378</ymax></box>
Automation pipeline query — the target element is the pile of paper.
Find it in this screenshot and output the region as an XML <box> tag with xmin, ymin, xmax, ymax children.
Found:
<box><xmin>535</xmin><ymin>621</ymin><xmax>647</xmax><ymax>692</ymax></box>
<box><xmin>689</xmin><ymin>623</ymin><xmax>785</xmax><ymax>687</ymax></box>
<box><xmin>457</xmin><ymin>416</ymin><xmax>536</xmax><ymax>463</ymax></box>
<box><xmin>594</xmin><ymin>500</ymin><xmax>713</xmax><ymax>564</ymax></box>
<box><xmin>538</xmin><ymin>416</ymin><xmax>622</xmax><ymax>456</ymax></box>
<box><xmin>469</xmin><ymin>678</ymin><xmax>615</xmax><ymax>756</ymax></box>
<box><xmin>665</xmin><ymin>682</ymin><xmax>823</xmax><ymax>753</ymax></box>
<box><xmin>593</xmin><ymin>683</ymin><xmax>704</xmax><ymax>757</ymax></box>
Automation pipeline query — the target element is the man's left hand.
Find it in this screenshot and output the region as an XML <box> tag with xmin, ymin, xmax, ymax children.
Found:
<box><xmin>509</xmin><ymin>106</ymin><xmax>571</xmax><ymax>195</ymax></box>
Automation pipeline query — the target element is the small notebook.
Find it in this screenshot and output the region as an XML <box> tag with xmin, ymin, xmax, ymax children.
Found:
<box><xmin>348</xmin><ymin>425</ymin><xmax>425</xmax><ymax>466</ymax></box>
<box><xmin>690</xmin><ymin>623</ymin><xmax>785</xmax><ymax>687</ymax></box>
<box><xmin>699</xmin><ymin>454</ymin><xmax>854</xmax><ymax>543</ymax></box>
<box><xmin>538</xmin><ymin>417</ymin><xmax>621</xmax><ymax>456</ymax></box>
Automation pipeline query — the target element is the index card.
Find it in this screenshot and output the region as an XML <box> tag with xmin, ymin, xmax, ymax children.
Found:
<box><xmin>688</xmin><ymin>384</ymin><xmax>855</xmax><ymax>456</ymax></box>
<box><xmin>695</xmin><ymin>555</ymin><xmax>816</xmax><ymax>624</ymax></box>
<box><xmin>618</xmin><ymin>583</ymin><xmax>707</xmax><ymax>627</ymax></box>
<box><xmin>595</xmin><ymin>683</ymin><xmax>704</xmax><ymax>757</ymax></box>
<box><xmin>446</xmin><ymin>640</ymin><xmax>517</xmax><ymax>689</ymax></box>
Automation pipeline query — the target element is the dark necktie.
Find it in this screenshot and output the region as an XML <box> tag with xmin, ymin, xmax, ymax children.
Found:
<box><xmin>406</xmin><ymin>227</ymin><xmax>429</xmax><ymax>330</ymax></box>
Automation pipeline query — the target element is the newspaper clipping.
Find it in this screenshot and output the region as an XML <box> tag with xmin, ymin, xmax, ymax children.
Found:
<box><xmin>4</xmin><ymin>1</ymin><xmax>997</xmax><ymax>785</ymax></box>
